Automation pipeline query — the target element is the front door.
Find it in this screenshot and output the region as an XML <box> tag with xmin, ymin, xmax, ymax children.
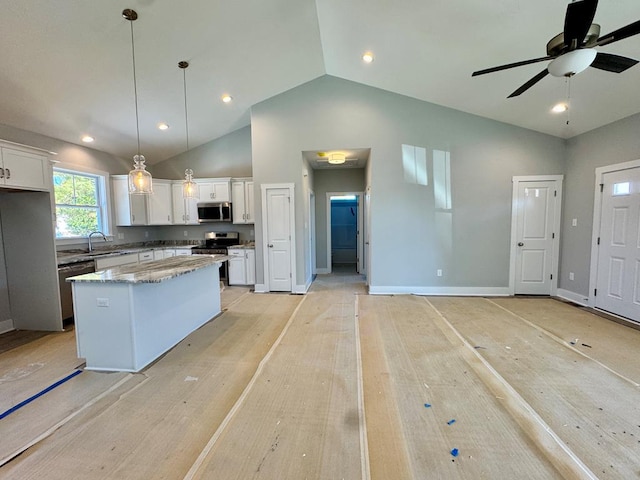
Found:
<box><xmin>513</xmin><ymin>179</ymin><xmax>560</xmax><ymax>295</ymax></box>
<box><xmin>595</xmin><ymin>168</ymin><xmax>640</xmax><ymax>321</ymax></box>
<box><xmin>265</xmin><ymin>187</ymin><xmax>292</xmax><ymax>291</ymax></box>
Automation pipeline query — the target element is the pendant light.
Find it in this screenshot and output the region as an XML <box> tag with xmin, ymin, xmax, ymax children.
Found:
<box><xmin>179</xmin><ymin>61</ymin><xmax>199</xmax><ymax>199</ymax></box>
<box><xmin>123</xmin><ymin>8</ymin><xmax>153</xmax><ymax>195</ymax></box>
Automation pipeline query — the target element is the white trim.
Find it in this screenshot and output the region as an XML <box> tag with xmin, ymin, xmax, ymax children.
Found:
<box><xmin>509</xmin><ymin>175</ymin><xmax>563</xmax><ymax>296</ymax></box>
<box><xmin>294</xmin><ymin>283</ymin><xmax>310</xmax><ymax>294</ymax></box>
<box><xmin>315</xmin><ymin>268</ymin><xmax>331</xmax><ymax>275</ymax></box>
<box><xmin>556</xmin><ymin>288</ymin><xmax>590</xmax><ymax>307</ymax></box>
<box><xmin>260</xmin><ymin>183</ymin><xmax>296</xmax><ymax>293</ymax></box>
<box><xmin>0</xmin><ymin>319</ymin><xmax>14</xmax><ymax>335</ymax></box>
<box><xmin>368</xmin><ymin>286</ymin><xmax>511</xmax><ymax>296</ymax></box>
<box><xmin>589</xmin><ymin>159</ymin><xmax>640</xmax><ymax>308</ymax></box>
<box><xmin>254</xmin><ymin>283</ymin><xmax>267</xmax><ymax>293</ymax></box>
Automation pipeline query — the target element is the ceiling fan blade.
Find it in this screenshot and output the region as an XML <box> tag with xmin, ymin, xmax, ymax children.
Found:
<box><xmin>564</xmin><ymin>0</ymin><xmax>598</xmax><ymax>50</ymax></box>
<box><xmin>590</xmin><ymin>52</ymin><xmax>638</xmax><ymax>73</ymax></box>
<box><xmin>597</xmin><ymin>19</ymin><xmax>640</xmax><ymax>47</ymax></box>
<box><xmin>472</xmin><ymin>56</ymin><xmax>552</xmax><ymax>77</ymax></box>
<box><xmin>507</xmin><ymin>69</ymin><xmax>550</xmax><ymax>98</ymax></box>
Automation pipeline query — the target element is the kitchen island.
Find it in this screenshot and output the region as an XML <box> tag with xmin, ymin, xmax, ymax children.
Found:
<box><xmin>67</xmin><ymin>255</ymin><xmax>228</xmax><ymax>372</ymax></box>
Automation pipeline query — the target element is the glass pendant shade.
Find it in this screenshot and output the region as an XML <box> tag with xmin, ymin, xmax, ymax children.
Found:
<box><xmin>182</xmin><ymin>169</ymin><xmax>199</xmax><ymax>198</ymax></box>
<box><xmin>128</xmin><ymin>154</ymin><xmax>153</xmax><ymax>194</ymax></box>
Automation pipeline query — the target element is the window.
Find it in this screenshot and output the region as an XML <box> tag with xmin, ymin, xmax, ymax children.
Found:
<box><xmin>53</xmin><ymin>168</ymin><xmax>109</xmax><ymax>238</ymax></box>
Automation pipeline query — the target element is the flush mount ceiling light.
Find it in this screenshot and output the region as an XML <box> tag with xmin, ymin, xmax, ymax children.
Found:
<box><xmin>123</xmin><ymin>8</ymin><xmax>152</xmax><ymax>195</ymax></box>
<box><xmin>179</xmin><ymin>61</ymin><xmax>199</xmax><ymax>199</ymax></box>
<box><xmin>81</xmin><ymin>135</ymin><xmax>94</xmax><ymax>143</ymax></box>
<box><xmin>221</xmin><ymin>94</ymin><xmax>233</xmax><ymax>103</ymax></box>
<box><xmin>157</xmin><ymin>122</ymin><xmax>169</xmax><ymax>130</ymax></box>
<box><xmin>362</xmin><ymin>52</ymin><xmax>374</xmax><ymax>63</ymax></box>
<box><xmin>552</xmin><ymin>103</ymin><xmax>568</xmax><ymax>113</ymax></box>
<box><xmin>328</xmin><ymin>153</ymin><xmax>346</xmax><ymax>165</ymax></box>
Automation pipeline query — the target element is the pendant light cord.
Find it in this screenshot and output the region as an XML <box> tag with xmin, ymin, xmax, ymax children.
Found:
<box><xmin>129</xmin><ymin>17</ymin><xmax>141</xmax><ymax>156</ymax></box>
<box><xmin>182</xmin><ymin>66</ymin><xmax>190</xmax><ymax>151</ymax></box>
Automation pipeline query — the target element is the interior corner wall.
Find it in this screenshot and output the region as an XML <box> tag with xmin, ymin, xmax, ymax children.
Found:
<box><xmin>560</xmin><ymin>113</ymin><xmax>640</xmax><ymax>298</ymax></box>
<box><xmin>313</xmin><ymin>169</ymin><xmax>365</xmax><ymax>270</ymax></box>
<box><xmin>151</xmin><ymin>126</ymin><xmax>252</xmax><ymax>180</ymax></box>
<box><xmin>251</xmin><ymin>75</ymin><xmax>565</xmax><ymax>292</ymax></box>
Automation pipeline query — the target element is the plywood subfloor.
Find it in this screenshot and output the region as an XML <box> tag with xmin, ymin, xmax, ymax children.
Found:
<box><xmin>2</xmin><ymin>283</ymin><xmax>640</xmax><ymax>480</ymax></box>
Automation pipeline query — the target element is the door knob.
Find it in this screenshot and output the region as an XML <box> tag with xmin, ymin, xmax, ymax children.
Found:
<box><xmin>268</xmin><ymin>244</ymin><xmax>274</xmax><ymax>248</ymax></box>
<box><xmin>518</xmin><ymin>242</ymin><xmax>524</xmax><ymax>247</ymax></box>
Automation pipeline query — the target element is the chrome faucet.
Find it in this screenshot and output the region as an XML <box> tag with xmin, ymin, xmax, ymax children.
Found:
<box><xmin>88</xmin><ymin>231</ymin><xmax>109</xmax><ymax>253</ymax></box>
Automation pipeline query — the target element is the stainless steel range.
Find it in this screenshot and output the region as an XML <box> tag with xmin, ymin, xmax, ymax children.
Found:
<box><xmin>191</xmin><ymin>231</ymin><xmax>239</xmax><ymax>283</ymax></box>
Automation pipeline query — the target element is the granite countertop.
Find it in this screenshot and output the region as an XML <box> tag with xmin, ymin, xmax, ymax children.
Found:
<box><xmin>227</xmin><ymin>243</ymin><xmax>255</xmax><ymax>250</ymax></box>
<box><xmin>57</xmin><ymin>242</ymin><xmax>199</xmax><ymax>266</ymax></box>
<box><xmin>67</xmin><ymin>255</ymin><xmax>230</xmax><ymax>284</ymax></box>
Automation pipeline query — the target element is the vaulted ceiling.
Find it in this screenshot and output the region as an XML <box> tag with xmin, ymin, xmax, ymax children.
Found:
<box><xmin>1</xmin><ymin>0</ymin><xmax>639</xmax><ymax>164</ymax></box>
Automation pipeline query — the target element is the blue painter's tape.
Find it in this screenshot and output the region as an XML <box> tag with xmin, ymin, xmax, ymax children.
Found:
<box><xmin>451</xmin><ymin>448</ymin><xmax>459</xmax><ymax>457</ymax></box>
<box><xmin>424</xmin><ymin>403</ymin><xmax>431</xmax><ymax>408</ymax></box>
<box><xmin>447</xmin><ymin>419</ymin><xmax>456</xmax><ymax>425</ymax></box>
<box><xmin>0</xmin><ymin>369</ymin><xmax>83</xmax><ymax>420</ymax></box>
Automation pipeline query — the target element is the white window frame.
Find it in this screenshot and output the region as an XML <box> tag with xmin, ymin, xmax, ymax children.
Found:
<box><xmin>53</xmin><ymin>163</ymin><xmax>112</xmax><ymax>245</ymax></box>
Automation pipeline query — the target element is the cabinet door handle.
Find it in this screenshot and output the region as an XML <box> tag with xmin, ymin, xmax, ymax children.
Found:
<box><xmin>0</xmin><ymin>167</ymin><xmax>4</xmax><ymax>178</ymax></box>
<box><xmin>5</xmin><ymin>168</ymin><xmax>10</xmax><ymax>179</ymax></box>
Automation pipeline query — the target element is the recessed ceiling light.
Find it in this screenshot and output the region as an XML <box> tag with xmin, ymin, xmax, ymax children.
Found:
<box><xmin>81</xmin><ymin>135</ymin><xmax>94</xmax><ymax>143</ymax></box>
<box><xmin>157</xmin><ymin>123</ymin><xmax>169</xmax><ymax>130</ymax></box>
<box><xmin>552</xmin><ymin>103</ymin><xmax>568</xmax><ymax>113</ymax></box>
<box><xmin>221</xmin><ymin>94</ymin><xmax>233</xmax><ymax>103</ymax></box>
<box><xmin>362</xmin><ymin>52</ymin><xmax>374</xmax><ymax>63</ymax></box>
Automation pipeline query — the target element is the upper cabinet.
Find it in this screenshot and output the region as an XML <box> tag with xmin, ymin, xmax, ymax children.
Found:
<box><xmin>232</xmin><ymin>179</ymin><xmax>254</xmax><ymax>224</ymax></box>
<box><xmin>112</xmin><ymin>176</ymin><xmax>173</xmax><ymax>226</ymax></box>
<box><xmin>171</xmin><ymin>182</ymin><xmax>199</xmax><ymax>225</ymax></box>
<box><xmin>197</xmin><ymin>179</ymin><xmax>230</xmax><ymax>202</ymax></box>
<box><xmin>0</xmin><ymin>146</ymin><xmax>50</xmax><ymax>191</ymax></box>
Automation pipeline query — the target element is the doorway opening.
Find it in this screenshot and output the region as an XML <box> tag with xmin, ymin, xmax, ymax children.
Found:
<box><xmin>327</xmin><ymin>192</ymin><xmax>363</xmax><ymax>275</ymax></box>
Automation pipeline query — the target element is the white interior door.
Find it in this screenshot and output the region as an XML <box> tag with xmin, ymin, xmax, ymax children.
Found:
<box><xmin>595</xmin><ymin>168</ymin><xmax>640</xmax><ymax>321</ymax></box>
<box><xmin>265</xmin><ymin>187</ymin><xmax>292</xmax><ymax>292</ymax></box>
<box><xmin>514</xmin><ymin>180</ymin><xmax>558</xmax><ymax>294</ymax></box>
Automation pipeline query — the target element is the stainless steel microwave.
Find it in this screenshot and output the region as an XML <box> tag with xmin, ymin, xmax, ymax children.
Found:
<box><xmin>197</xmin><ymin>202</ymin><xmax>232</xmax><ymax>223</ymax></box>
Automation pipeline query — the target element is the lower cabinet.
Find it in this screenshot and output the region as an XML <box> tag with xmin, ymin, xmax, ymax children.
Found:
<box><xmin>95</xmin><ymin>253</ymin><xmax>139</xmax><ymax>270</ymax></box>
<box><xmin>228</xmin><ymin>248</ymin><xmax>255</xmax><ymax>285</ymax></box>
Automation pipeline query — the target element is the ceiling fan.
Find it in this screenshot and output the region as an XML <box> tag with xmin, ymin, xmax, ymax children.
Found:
<box><xmin>472</xmin><ymin>0</ymin><xmax>640</xmax><ymax>98</ymax></box>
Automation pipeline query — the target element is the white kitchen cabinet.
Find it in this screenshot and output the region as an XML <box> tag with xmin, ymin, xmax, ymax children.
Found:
<box><xmin>231</xmin><ymin>180</ymin><xmax>254</xmax><ymax>224</ymax></box>
<box><xmin>153</xmin><ymin>249</ymin><xmax>164</xmax><ymax>261</ymax></box>
<box><xmin>95</xmin><ymin>252</ymin><xmax>138</xmax><ymax>270</ymax></box>
<box><xmin>112</xmin><ymin>176</ymin><xmax>148</xmax><ymax>226</ymax></box>
<box><xmin>163</xmin><ymin>249</ymin><xmax>176</xmax><ymax>258</ymax></box>
<box><xmin>171</xmin><ymin>183</ymin><xmax>199</xmax><ymax>224</ymax></box>
<box><xmin>147</xmin><ymin>180</ymin><xmax>173</xmax><ymax>225</ymax></box>
<box><xmin>197</xmin><ymin>179</ymin><xmax>230</xmax><ymax>202</ymax></box>
<box><xmin>0</xmin><ymin>146</ymin><xmax>49</xmax><ymax>191</ymax></box>
<box><xmin>112</xmin><ymin>176</ymin><xmax>172</xmax><ymax>226</ymax></box>
<box><xmin>175</xmin><ymin>247</ymin><xmax>192</xmax><ymax>256</ymax></box>
<box><xmin>228</xmin><ymin>247</ymin><xmax>255</xmax><ymax>285</ymax></box>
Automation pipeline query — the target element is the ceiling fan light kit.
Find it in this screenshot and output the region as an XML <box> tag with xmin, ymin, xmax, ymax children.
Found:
<box><xmin>472</xmin><ymin>0</ymin><xmax>640</xmax><ymax>98</ymax></box>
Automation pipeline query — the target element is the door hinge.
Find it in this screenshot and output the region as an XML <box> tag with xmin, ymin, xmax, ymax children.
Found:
<box><xmin>594</xmin><ymin>288</ymin><xmax>597</xmax><ymax>296</ymax></box>
<box><xmin>552</xmin><ymin>232</ymin><xmax>555</xmax><ymax>239</ymax></box>
<box><xmin>597</xmin><ymin>237</ymin><xmax>600</xmax><ymax>245</ymax></box>
<box><xmin>550</xmin><ymin>274</ymin><xmax>553</xmax><ymax>280</ymax></box>
<box><xmin>600</xmin><ymin>183</ymin><xmax>604</xmax><ymax>193</ymax></box>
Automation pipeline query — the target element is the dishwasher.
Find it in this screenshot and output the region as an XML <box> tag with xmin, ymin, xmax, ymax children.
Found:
<box><xmin>58</xmin><ymin>261</ymin><xmax>95</xmax><ymax>320</ymax></box>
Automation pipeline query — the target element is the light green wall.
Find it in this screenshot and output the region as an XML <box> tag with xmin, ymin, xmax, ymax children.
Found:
<box><xmin>251</xmin><ymin>75</ymin><xmax>566</xmax><ymax>290</ymax></box>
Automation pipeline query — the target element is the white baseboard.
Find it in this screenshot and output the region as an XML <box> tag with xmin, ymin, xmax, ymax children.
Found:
<box><xmin>368</xmin><ymin>286</ymin><xmax>511</xmax><ymax>296</ymax></box>
<box><xmin>0</xmin><ymin>319</ymin><xmax>14</xmax><ymax>334</ymax></box>
<box><xmin>254</xmin><ymin>284</ymin><xmax>267</xmax><ymax>293</ymax></box>
<box><xmin>556</xmin><ymin>288</ymin><xmax>590</xmax><ymax>307</ymax></box>
<box><xmin>315</xmin><ymin>268</ymin><xmax>330</xmax><ymax>275</ymax></box>
<box><xmin>293</xmin><ymin>283</ymin><xmax>310</xmax><ymax>294</ymax></box>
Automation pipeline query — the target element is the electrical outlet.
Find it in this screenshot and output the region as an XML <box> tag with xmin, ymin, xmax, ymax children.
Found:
<box><xmin>117</xmin><ymin>232</ymin><xmax>124</xmax><ymax>240</ymax></box>
<box><xmin>569</xmin><ymin>272</ymin><xmax>575</xmax><ymax>281</ymax></box>
<box><xmin>96</xmin><ymin>298</ymin><xmax>110</xmax><ymax>307</ymax></box>
<box><xmin>144</xmin><ymin>231</ymin><xmax>149</xmax><ymax>238</ymax></box>
<box><xmin>572</xmin><ymin>218</ymin><xmax>577</xmax><ymax>227</ymax></box>
<box><xmin>437</xmin><ymin>269</ymin><xmax>443</xmax><ymax>277</ymax></box>
<box><xmin>183</xmin><ymin>230</ymin><xmax>188</xmax><ymax>237</ymax></box>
